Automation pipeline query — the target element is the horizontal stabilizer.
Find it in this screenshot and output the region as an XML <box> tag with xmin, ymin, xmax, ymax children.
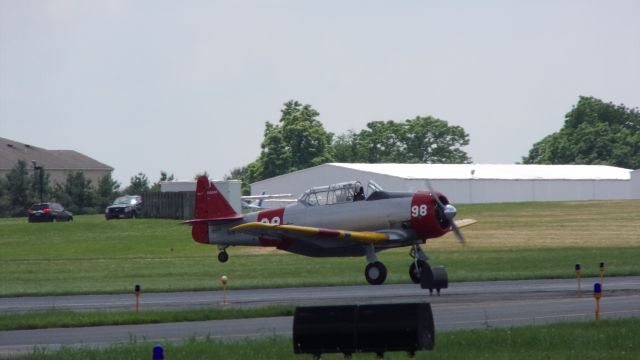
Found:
<box><xmin>183</xmin><ymin>214</ymin><xmax>244</xmax><ymax>225</ymax></box>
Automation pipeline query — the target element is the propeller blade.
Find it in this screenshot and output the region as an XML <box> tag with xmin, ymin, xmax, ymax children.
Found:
<box><xmin>426</xmin><ymin>179</ymin><xmax>465</xmax><ymax>245</ymax></box>
<box><xmin>451</xmin><ymin>221</ymin><xmax>465</xmax><ymax>245</ymax></box>
<box><xmin>425</xmin><ymin>179</ymin><xmax>445</xmax><ymax>208</ymax></box>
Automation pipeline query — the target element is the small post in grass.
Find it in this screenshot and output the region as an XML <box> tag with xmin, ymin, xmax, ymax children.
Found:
<box><xmin>575</xmin><ymin>263</ymin><xmax>582</xmax><ymax>297</ymax></box>
<box><xmin>593</xmin><ymin>282</ymin><xmax>602</xmax><ymax>321</ymax></box>
<box><xmin>221</xmin><ymin>275</ymin><xmax>229</xmax><ymax>305</ymax></box>
<box><xmin>599</xmin><ymin>261</ymin><xmax>605</xmax><ymax>286</ymax></box>
<box><xmin>152</xmin><ymin>344</ymin><xmax>164</xmax><ymax>360</ymax></box>
<box><xmin>134</xmin><ymin>284</ymin><xmax>141</xmax><ymax>312</ymax></box>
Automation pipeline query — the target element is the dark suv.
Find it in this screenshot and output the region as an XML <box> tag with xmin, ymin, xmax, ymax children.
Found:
<box><xmin>28</xmin><ymin>203</ymin><xmax>74</xmax><ymax>223</ymax></box>
<box><xmin>105</xmin><ymin>195</ymin><xmax>143</xmax><ymax>220</ymax></box>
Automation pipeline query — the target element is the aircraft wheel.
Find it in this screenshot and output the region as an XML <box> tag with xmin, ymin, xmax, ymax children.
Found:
<box><xmin>409</xmin><ymin>260</ymin><xmax>428</xmax><ymax>284</ymax></box>
<box><xmin>365</xmin><ymin>261</ymin><xmax>387</xmax><ymax>285</ymax></box>
<box><xmin>217</xmin><ymin>251</ymin><xmax>229</xmax><ymax>263</ymax></box>
<box><xmin>432</xmin><ymin>266</ymin><xmax>449</xmax><ymax>294</ymax></box>
<box><xmin>421</xmin><ymin>265</ymin><xmax>448</xmax><ymax>294</ymax></box>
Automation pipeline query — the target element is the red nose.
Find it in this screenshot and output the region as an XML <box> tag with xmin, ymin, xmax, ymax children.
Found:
<box><xmin>410</xmin><ymin>191</ymin><xmax>449</xmax><ymax>240</ymax></box>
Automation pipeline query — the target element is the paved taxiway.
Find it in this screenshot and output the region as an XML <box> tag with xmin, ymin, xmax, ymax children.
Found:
<box><xmin>1</xmin><ymin>277</ymin><xmax>639</xmax><ymax>355</ymax></box>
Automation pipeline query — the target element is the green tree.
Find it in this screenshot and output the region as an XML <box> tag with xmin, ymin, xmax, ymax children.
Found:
<box><xmin>52</xmin><ymin>172</ymin><xmax>94</xmax><ymax>214</ymax></box>
<box><xmin>0</xmin><ymin>176</ymin><xmax>10</xmax><ymax>217</ymax></box>
<box><xmin>125</xmin><ymin>173</ymin><xmax>150</xmax><ymax>194</ymax></box>
<box><xmin>30</xmin><ymin>168</ymin><xmax>51</xmax><ymax>203</ymax></box>
<box><xmin>95</xmin><ymin>173</ymin><xmax>120</xmax><ymax>211</ymax></box>
<box><xmin>244</xmin><ymin>100</ymin><xmax>334</xmax><ymax>183</ymax></box>
<box><xmin>333</xmin><ymin>117</ymin><xmax>471</xmax><ymax>164</ymax></box>
<box><xmin>5</xmin><ymin>160</ymin><xmax>32</xmax><ymax>216</ymax></box>
<box><xmin>404</xmin><ymin>116</ymin><xmax>471</xmax><ymax>163</ymax></box>
<box><xmin>193</xmin><ymin>171</ymin><xmax>209</xmax><ymax>180</ymax></box>
<box><xmin>224</xmin><ymin>166</ymin><xmax>246</xmax><ymax>180</ymax></box>
<box><xmin>523</xmin><ymin>96</ymin><xmax>640</xmax><ymax>169</ymax></box>
<box><xmin>150</xmin><ymin>171</ymin><xmax>175</xmax><ymax>192</ymax></box>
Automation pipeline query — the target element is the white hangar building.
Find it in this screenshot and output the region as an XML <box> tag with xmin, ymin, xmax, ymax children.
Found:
<box><xmin>251</xmin><ymin>163</ymin><xmax>639</xmax><ymax>205</ymax></box>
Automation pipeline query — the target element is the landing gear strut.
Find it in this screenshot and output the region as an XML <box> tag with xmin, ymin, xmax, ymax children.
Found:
<box><xmin>364</xmin><ymin>244</ymin><xmax>387</xmax><ymax>285</ymax></box>
<box><xmin>410</xmin><ymin>244</ymin><xmax>448</xmax><ymax>294</ymax></box>
<box><xmin>408</xmin><ymin>244</ymin><xmax>428</xmax><ymax>284</ymax></box>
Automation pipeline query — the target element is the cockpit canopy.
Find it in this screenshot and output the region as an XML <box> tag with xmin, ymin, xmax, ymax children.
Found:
<box><xmin>298</xmin><ymin>180</ymin><xmax>384</xmax><ymax>207</ymax></box>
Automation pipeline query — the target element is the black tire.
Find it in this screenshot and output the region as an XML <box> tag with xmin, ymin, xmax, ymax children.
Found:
<box><xmin>218</xmin><ymin>251</ymin><xmax>229</xmax><ymax>263</ymax></box>
<box><xmin>420</xmin><ymin>266</ymin><xmax>434</xmax><ymax>290</ymax></box>
<box><xmin>432</xmin><ymin>266</ymin><xmax>449</xmax><ymax>291</ymax></box>
<box><xmin>365</xmin><ymin>261</ymin><xmax>387</xmax><ymax>285</ymax></box>
<box><xmin>409</xmin><ymin>260</ymin><xmax>428</xmax><ymax>284</ymax></box>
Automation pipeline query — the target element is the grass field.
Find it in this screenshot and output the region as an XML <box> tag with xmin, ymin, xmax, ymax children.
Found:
<box><xmin>9</xmin><ymin>318</ymin><xmax>640</xmax><ymax>360</ymax></box>
<box><xmin>1</xmin><ymin>200</ymin><xmax>639</xmax><ymax>296</ymax></box>
<box><xmin>0</xmin><ymin>306</ymin><xmax>293</xmax><ymax>331</ymax></box>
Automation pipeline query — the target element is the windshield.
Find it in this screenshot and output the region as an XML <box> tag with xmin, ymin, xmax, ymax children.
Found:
<box><xmin>113</xmin><ymin>196</ymin><xmax>138</xmax><ymax>205</ymax></box>
<box><xmin>299</xmin><ymin>181</ymin><xmax>363</xmax><ymax>206</ymax></box>
<box><xmin>30</xmin><ymin>204</ymin><xmax>49</xmax><ymax>210</ymax></box>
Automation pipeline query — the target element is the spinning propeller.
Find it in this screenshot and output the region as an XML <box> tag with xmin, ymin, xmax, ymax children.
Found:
<box><xmin>425</xmin><ymin>179</ymin><xmax>466</xmax><ymax>244</ymax></box>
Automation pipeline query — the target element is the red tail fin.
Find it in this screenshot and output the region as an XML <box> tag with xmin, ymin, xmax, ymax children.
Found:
<box><xmin>194</xmin><ymin>176</ymin><xmax>239</xmax><ymax>220</ymax></box>
<box><xmin>187</xmin><ymin>176</ymin><xmax>243</xmax><ymax>244</ymax></box>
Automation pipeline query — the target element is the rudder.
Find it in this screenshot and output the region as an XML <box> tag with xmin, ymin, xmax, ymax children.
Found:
<box><xmin>194</xmin><ymin>176</ymin><xmax>239</xmax><ymax>220</ymax></box>
<box><xmin>188</xmin><ymin>176</ymin><xmax>243</xmax><ymax>244</ymax></box>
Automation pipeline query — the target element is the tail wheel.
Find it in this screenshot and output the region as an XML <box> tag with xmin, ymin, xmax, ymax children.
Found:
<box><xmin>409</xmin><ymin>260</ymin><xmax>428</xmax><ymax>284</ymax></box>
<box><xmin>365</xmin><ymin>261</ymin><xmax>387</xmax><ymax>285</ymax></box>
<box><xmin>218</xmin><ymin>251</ymin><xmax>229</xmax><ymax>263</ymax></box>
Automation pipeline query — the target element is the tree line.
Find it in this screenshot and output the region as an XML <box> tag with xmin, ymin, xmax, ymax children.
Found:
<box><xmin>233</xmin><ymin>100</ymin><xmax>471</xmax><ymax>193</ymax></box>
<box><xmin>231</xmin><ymin>97</ymin><xmax>638</xmax><ymax>193</ymax></box>
<box><xmin>3</xmin><ymin>95</ymin><xmax>636</xmax><ymax>216</ymax></box>
<box><xmin>0</xmin><ymin>165</ymin><xmax>176</xmax><ymax>217</ymax></box>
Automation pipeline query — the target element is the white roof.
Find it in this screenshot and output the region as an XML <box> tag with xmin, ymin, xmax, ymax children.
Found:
<box><xmin>329</xmin><ymin>163</ymin><xmax>631</xmax><ymax>180</ymax></box>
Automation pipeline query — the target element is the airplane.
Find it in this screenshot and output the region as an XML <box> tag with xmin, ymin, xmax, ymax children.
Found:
<box><xmin>241</xmin><ymin>192</ymin><xmax>295</xmax><ymax>211</ymax></box>
<box><xmin>186</xmin><ymin>176</ymin><xmax>476</xmax><ymax>291</ymax></box>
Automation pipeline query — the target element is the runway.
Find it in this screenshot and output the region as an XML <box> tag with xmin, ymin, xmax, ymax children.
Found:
<box><xmin>1</xmin><ymin>277</ymin><xmax>639</xmax><ymax>356</ymax></box>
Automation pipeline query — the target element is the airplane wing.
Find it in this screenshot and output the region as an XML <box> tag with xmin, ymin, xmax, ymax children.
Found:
<box><xmin>454</xmin><ymin>219</ymin><xmax>477</xmax><ymax>228</ymax></box>
<box><xmin>231</xmin><ymin>222</ymin><xmax>393</xmax><ymax>244</ymax></box>
<box><xmin>241</xmin><ymin>194</ymin><xmax>293</xmax><ymax>200</ymax></box>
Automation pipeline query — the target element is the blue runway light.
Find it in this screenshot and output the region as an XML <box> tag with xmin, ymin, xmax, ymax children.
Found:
<box><xmin>575</xmin><ymin>263</ymin><xmax>581</xmax><ymax>271</ymax></box>
<box><xmin>594</xmin><ymin>283</ymin><xmax>602</xmax><ymax>294</ymax></box>
<box><xmin>599</xmin><ymin>261</ymin><xmax>605</xmax><ymax>269</ymax></box>
<box><xmin>152</xmin><ymin>344</ymin><xmax>164</xmax><ymax>360</ymax></box>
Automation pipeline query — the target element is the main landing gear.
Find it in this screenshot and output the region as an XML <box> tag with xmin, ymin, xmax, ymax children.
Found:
<box><xmin>363</xmin><ymin>244</ymin><xmax>448</xmax><ymax>293</ymax></box>
<box><xmin>409</xmin><ymin>244</ymin><xmax>448</xmax><ymax>294</ymax></box>
<box><xmin>364</xmin><ymin>245</ymin><xmax>387</xmax><ymax>285</ymax></box>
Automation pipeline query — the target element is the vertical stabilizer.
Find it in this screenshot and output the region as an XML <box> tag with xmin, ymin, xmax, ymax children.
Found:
<box><xmin>188</xmin><ymin>176</ymin><xmax>243</xmax><ymax>244</ymax></box>
<box><xmin>194</xmin><ymin>176</ymin><xmax>240</xmax><ymax>220</ymax></box>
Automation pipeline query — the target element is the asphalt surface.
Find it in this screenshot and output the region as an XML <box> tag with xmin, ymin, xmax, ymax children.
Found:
<box><xmin>1</xmin><ymin>276</ymin><xmax>639</xmax><ymax>356</ymax></box>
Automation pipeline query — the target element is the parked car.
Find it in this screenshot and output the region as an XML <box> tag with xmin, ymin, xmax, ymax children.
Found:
<box><xmin>105</xmin><ymin>195</ymin><xmax>143</xmax><ymax>220</ymax></box>
<box><xmin>28</xmin><ymin>203</ymin><xmax>74</xmax><ymax>223</ymax></box>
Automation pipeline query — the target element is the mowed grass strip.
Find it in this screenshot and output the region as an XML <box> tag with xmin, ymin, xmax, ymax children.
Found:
<box><xmin>1</xmin><ymin>200</ymin><xmax>639</xmax><ymax>296</ymax></box>
<box><xmin>10</xmin><ymin>318</ymin><xmax>640</xmax><ymax>360</ymax></box>
<box><xmin>0</xmin><ymin>306</ymin><xmax>293</xmax><ymax>331</ymax></box>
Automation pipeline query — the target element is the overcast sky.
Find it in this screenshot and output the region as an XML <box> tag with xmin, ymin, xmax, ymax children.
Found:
<box><xmin>1</xmin><ymin>1</ymin><xmax>639</xmax><ymax>186</ymax></box>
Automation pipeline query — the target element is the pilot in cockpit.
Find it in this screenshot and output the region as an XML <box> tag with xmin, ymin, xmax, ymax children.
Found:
<box><xmin>354</xmin><ymin>187</ymin><xmax>365</xmax><ymax>201</ymax></box>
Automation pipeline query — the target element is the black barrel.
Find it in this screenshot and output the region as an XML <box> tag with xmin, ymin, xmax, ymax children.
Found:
<box><xmin>293</xmin><ymin>302</ymin><xmax>435</xmax><ymax>357</ymax></box>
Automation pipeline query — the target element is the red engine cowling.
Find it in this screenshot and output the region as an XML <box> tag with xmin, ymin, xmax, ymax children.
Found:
<box><xmin>410</xmin><ymin>191</ymin><xmax>451</xmax><ymax>240</ymax></box>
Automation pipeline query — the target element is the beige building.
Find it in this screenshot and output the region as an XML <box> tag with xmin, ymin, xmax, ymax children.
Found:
<box><xmin>0</xmin><ymin>137</ymin><xmax>113</xmax><ymax>187</ymax></box>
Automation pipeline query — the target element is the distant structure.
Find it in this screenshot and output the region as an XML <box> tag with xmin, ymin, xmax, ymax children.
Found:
<box><xmin>159</xmin><ymin>179</ymin><xmax>242</xmax><ymax>213</ymax></box>
<box><xmin>0</xmin><ymin>137</ymin><xmax>113</xmax><ymax>186</ymax></box>
<box><xmin>251</xmin><ymin>163</ymin><xmax>640</xmax><ymax>204</ymax></box>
